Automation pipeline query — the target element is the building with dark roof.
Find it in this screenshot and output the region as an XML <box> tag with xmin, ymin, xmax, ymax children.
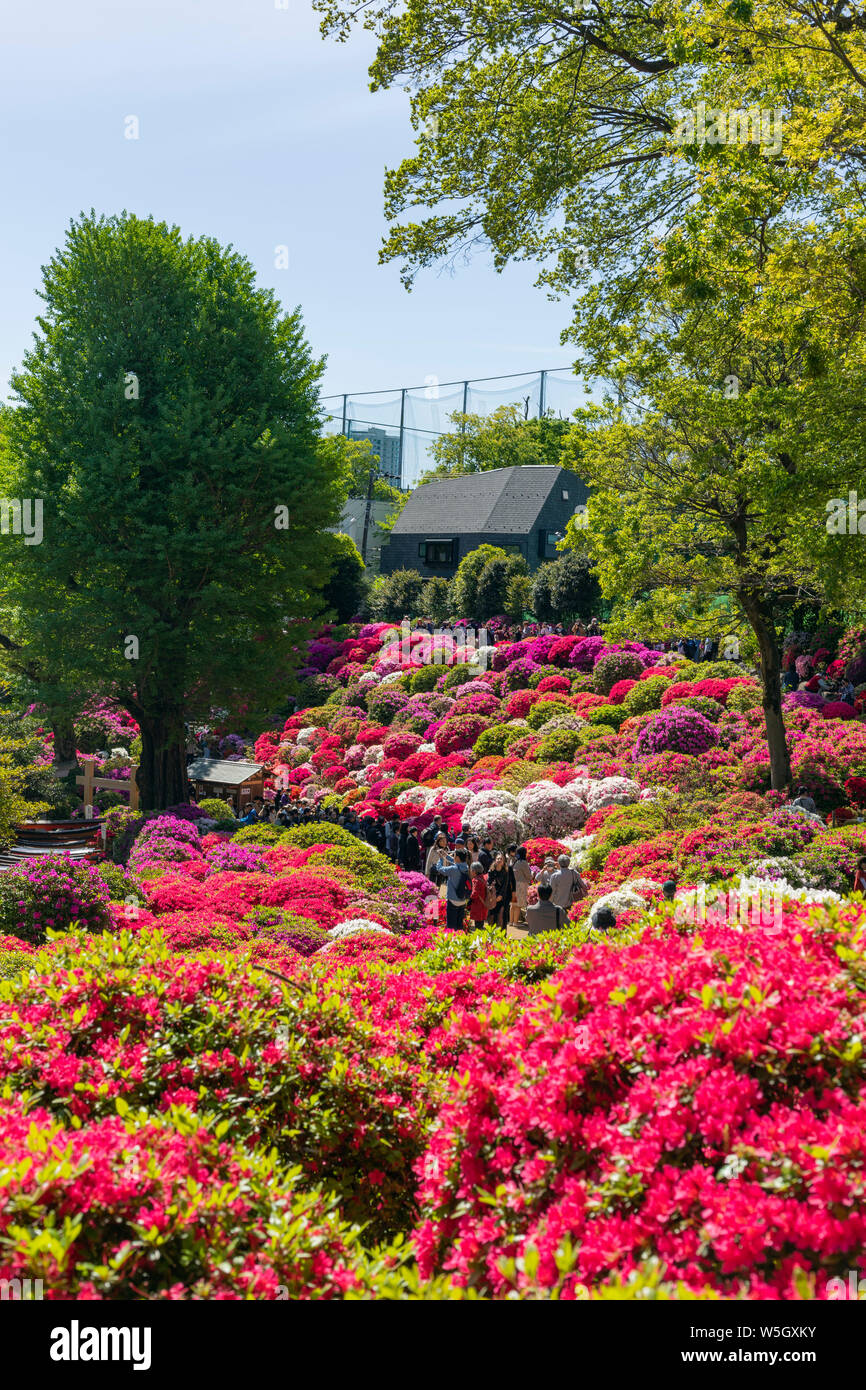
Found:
<box><xmin>380</xmin><ymin>465</ymin><xmax>588</xmax><ymax>579</ymax></box>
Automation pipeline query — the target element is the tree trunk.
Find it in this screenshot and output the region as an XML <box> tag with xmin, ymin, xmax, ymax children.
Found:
<box><xmin>136</xmin><ymin>709</ymin><xmax>188</xmax><ymax>810</ymax></box>
<box><xmin>51</xmin><ymin>713</ymin><xmax>78</xmax><ymax>768</ymax></box>
<box><xmin>741</xmin><ymin>597</ymin><xmax>792</xmax><ymax>791</ymax></box>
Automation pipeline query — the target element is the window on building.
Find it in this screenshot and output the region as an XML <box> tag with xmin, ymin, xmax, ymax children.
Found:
<box><xmin>500</xmin><ymin>542</ymin><xmax>525</xmax><ymax>556</ymax></box>
<box><xmin>538</xmin><ymin>529</ymin><xmax>562</xmax><ymax>560</ymax></box>
<box><xmin>420</xmin><ymin>538</ymin><xmax>457</xmax><ymax>566</ymax></box>
<box><xmin>562</xmin><ymin>489</ymin><xmax>569</xmax><ymax>500</ymax></box>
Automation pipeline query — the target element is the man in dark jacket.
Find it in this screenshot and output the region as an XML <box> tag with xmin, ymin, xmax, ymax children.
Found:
<box><xmin>421</xmin><ymin>815</ymin><xmax>445</xmax><ymax>849</ymax></box>
<box><xmin>404</xmin><ymin>825</ymin><xmax>422</xmax><ymax>872</ymax></box>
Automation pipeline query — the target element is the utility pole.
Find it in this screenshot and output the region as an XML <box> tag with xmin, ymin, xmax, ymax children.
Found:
<box><xmin>360</xmin><ymin>465</ymin><xmax>376</xmax><ymax>565</ymax></box>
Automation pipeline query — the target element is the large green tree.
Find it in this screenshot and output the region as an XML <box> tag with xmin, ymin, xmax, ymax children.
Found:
<box><xmin>3</xmin><ymin>212</ymin><xmax>345</xmax><ymax>808</ymax></box>
<box><xmin>315</xmin><ymin>0</ymin><xmax>866</xmax><ymax>323</ymax></box>
<box><xmin>423</xmin><ymin>405</ymin><xmax>573</xmax><ymax>479</ymax></box>
<box><xmin>451</xmin><ymin>543</ymin><xmax>530</xmax><ymax>623</ymax></box>
<box><xmin>563</xmin><ymin>203</ymin><xmax>866</xmax><ymax>789</ymax></box>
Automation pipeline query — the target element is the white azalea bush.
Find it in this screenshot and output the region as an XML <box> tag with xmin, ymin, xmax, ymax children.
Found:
<box><xmin>516</xmin><ymin>781</ymin><xmax>588</xmax><ymax>838</ymax></box>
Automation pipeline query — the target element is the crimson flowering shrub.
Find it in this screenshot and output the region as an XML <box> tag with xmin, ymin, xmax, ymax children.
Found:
<box><xmin>0</xmin><ymin>1102</ymin><xmax>407</xmax><ymax>1300</ymax></box>
<box><xmin>0</xmin><ymin>930</ymin><xmax>437</xmax><ymax>1239</ymax></box>
<box><xmin>433</xmin><ymin>715</ymin><xmax>488</xmax><ymax>756</ymax></box>
<box><xmin>383</xmin><ymin>730</ymin><xmax>424</xmax><ymax>760</ymax></box>
<box><xmin>413</xmin><ymin>909</ymin><xmax>866</xmax><ymax>1298</ymax></box>
<box><xmin>662</xmin><ymin>678</ymin><xmax>754</xmax><ymax>708</ymax></box>
<box><xmin>522</xmin><ymin>837</ymin><xmax>569</xmax><ymax>867</ymax></box>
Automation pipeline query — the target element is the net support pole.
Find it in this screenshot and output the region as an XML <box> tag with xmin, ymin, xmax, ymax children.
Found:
<box><xmin>341</xmin><ymin>394</ymin><xmax>348</xmax><ymax>436</ymax></box>
<box><xmin>539</xmin><ymin>370</ymin><xmax>546</xmax><ymax>417</ymax></box>
<box><xmin>398</xmin><ymin>388</ymin><xmax>406</xmax><ymax>488</ymax></box>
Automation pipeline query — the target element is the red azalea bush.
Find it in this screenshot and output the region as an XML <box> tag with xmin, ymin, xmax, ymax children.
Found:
<box><xmin>0</xmin><ymin>1102</ymin><xmax>387</xmax><ymax>1300</ymax></box>
<box><xmin>414</xmin><ymin>909</ymin><xmax>866</xmax><ymax>1298</ymax></box>
<box><xmin>522</xmin><ymin>837</ymin><xmax>570</xmax><ymax>867</ymax></box>
<box><xmin>0</xmin><ymin>931</ymin><xmax>436</xmax><ymax>1239</ymax></box>
<box><xmin>433</xmin><ymin>715</ymin><xmax>488</xmax><ymax>756</ymax></box>
<box><xmin>536</xmin><ymin>675</ymin><xmax>572</xmax><ymax>696</ymax></box>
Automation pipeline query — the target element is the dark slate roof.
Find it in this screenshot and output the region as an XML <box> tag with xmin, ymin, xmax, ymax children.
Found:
<box><xmin>187</xmin><ymin>758</ymin><xmax>264</xmax><ymax>785</ymax></box>
<box><xmin>389</xmin><ymin>465</ymin><xmax>567</xmax><ymax>536</ymax></box>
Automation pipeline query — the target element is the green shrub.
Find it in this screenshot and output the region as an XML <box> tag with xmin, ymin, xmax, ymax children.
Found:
<box><xmin>586</xmin><ymin>703</ymin><xmax>629</xmax><ymax>728</ymax></box>
<box><xmin>410</xmin><ymin>664</ymin><xmax>443</xmax><ymax>694</ymax></box>
<box><xmin>727</xmin><ymin>684</ymin><xmax>762</xmax><ymax>712</ymax></box>
<box><xmin>473</xmin><ymin>725</ymin><xmax>523</xmax><ymax>758</ymax></box>
<box><xmin>623</xmin><ymin>675</ymin><xmax>670</xmax><ymax>716</ymax></box>
<box><xmin>305</xmin><ymin>842</ymin><xmax>399</xmax><ymax>892</ymax></box>
<box><xmin>280</xmin><ymin>820</ymin><xmax>359</xmax><ymax>849</ymax></box>
<box><xmin>197</xmin><ymin>797</ymin><xmax>235</xmax><ymax>820</ymax></box>
<box><xmin>578</xmin><ymin>723</ymin><xmax>616</xmax><ymax>742</ymax></box>
<box><xmin>669</xmin><ymin>696</ymin><xmax>726</xmax><ymax>722</ymax></box>
<box><xmin>536</xmin><ymin>729</ymin><xmax>584</xmax><ymax>761</ymax></box>
<box><xmin>526</xmin><ymin>700</ymin><xmax>572</xmax><ymax>731</ymax></box>
<box><xmin>442</xmin><ymin>665</ymin><xmax>477</xmax><ymax>692</ymax></box>
<box><xmin>94</xmin><ymin>861</ymin><xmax>144</xmax><ymax>903</ymax></box>
<box><xmin>233</xmin><ymin>822</ymin><xmax>284</xmax><ymax>847</ymax></box>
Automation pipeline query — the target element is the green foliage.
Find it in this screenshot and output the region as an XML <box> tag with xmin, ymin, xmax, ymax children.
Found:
<box><xmin>4</xmin><ymin>210</ymin><xmax>344</xmax><ymax>809</ymax></box>
<box><xmin>321</xmin><ymin>533</ymin><xmax>367</xmax><ymax>622</ymax></box>
<box><xmin>279</xmin><ymin>820</ymin><xmax>360</xmax><ymax>849</ymax></box>
<box><xmin>198</xmin><ymin>798</ymin><xmax>234</xmax><ymax>820</ymax></box>
<box><xmin>305</xmin><ymin>842</ymin><xmax>399</xmax><ymax>893</ymax></box>
<box><xmin>0</xmin><ymin>764</ymin><xmax>30</xmax><ymax>851</ymax></box>
<box><xmin>727</xmin><ymin>684</ymin><xmax>763</xmax><ymax>713</ymax></box>
<box><xmin>420</xmin><ymin>405</ymin><xmax>573</xmax><ymax>479</ymax></box>
<box><xmin>671</xmin><ymin>696</ymin><xmax>726</xmax><ymax>721</ymax></box>
<box><xmin>419</xmin><ymin>577</ymin><xmax>452</xmax><ymax>624</ymax></box>
<box><xmin>232</xmin><ymin>822</ymin><xmax>284</xmax><ymax>846</ymax></box>
<box><xmin>532</xmin><ymin>550</ymin><xmax>600</xmax><ymax>625</ymax></box>
<box><xmin>369</xmin><ymin>569</ymin><xmax>426</xmax><ymax>622</ymax></box>
<box><xmin>94</xmin><ymin>861</ymin><xmax>144</xmax><ymax>903</ymax></box>
<box><xmin>586</xmin><ymin>703</ymin><xmax>629</xmax><ymax>729</ymax></box>
<box><xmin>536</xmin><ymin>728</ymin><xmax>584</xmax><ymax>761</ymax></box>
<box><xmin>409</xmin><ymin>663</ymin><xmax>443</xmax><ymax>693</ymax></box>
<box><xmin>452</xmin><ymin>545</ymin><xmax>529</xmax><ymax>624</ymax></box>
<box><xmin>623</xmin><ymin>676</ymin><xmax>670</xmax><ymax>716</ymax></box>
<box><xmin>526</xmin><ymin>699</ymin><xmax>572</xmax><ymax>731</ymax></box>
<box><xmin>472</xmin><ymin>725</ymin><xmax>523</xmax><ymax>758</ymax></box>
<box><xmin>442</xmin><ymin>665</ymin><xmax>476</xmax><ymax>692</ymax></box>
<box><xmin>505</xmin><ymin>572</ymin><xmax>533</xmax><ymax>622</ymax></box>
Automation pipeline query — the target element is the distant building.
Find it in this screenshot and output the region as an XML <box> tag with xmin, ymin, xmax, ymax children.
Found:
<box><xmin>347</xmin><ymin>427</ymin><xmax>402</xmax><ymax>487</ymax></box>
<box><xmin>380</xmin><ymin>465</ymin><xmax>588</xmax><ymax>578</ymax></box>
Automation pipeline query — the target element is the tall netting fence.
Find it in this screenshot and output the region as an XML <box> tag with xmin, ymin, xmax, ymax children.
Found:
<box><xmin>320</xmin><ymin>368</ymin><xmax>591</xmax><ymax>488</ymax></box>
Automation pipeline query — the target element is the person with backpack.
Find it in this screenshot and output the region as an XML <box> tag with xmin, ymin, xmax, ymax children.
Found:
<box><xmin>550</xmin><ymin>854</ymin><xmax>587</xmax><ymax>912</ymax></box>
<box><xmin>436</xmin><ymin>847</ymin><xmax>472</xmax><ymax>931</ymax></box>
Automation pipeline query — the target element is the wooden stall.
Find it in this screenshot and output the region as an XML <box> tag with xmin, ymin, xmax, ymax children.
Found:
<box><xmin>185</xmin><ymin>758</ymin><xmax>265</xmax><ymax>812</ymax></box>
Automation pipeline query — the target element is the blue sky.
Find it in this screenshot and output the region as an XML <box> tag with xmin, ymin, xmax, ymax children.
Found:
<box><xmin>0</xmin><ymin>0</ymin><xmax>580</xmax><ymax>412</ymax></box>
